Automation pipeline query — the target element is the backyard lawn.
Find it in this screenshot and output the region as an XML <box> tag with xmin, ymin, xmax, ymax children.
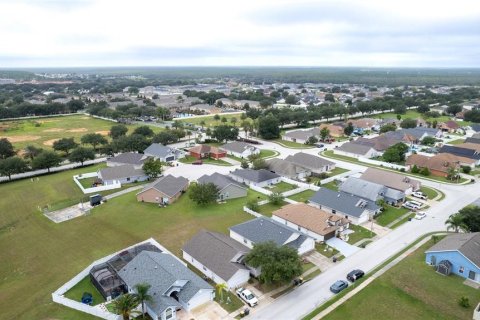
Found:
<box><xmin>257</xmin><ymin>201</ymin><xmax>288</xmax><ymax>217</ymax></box>
<box><xmin>179</xmin><ymin>155</ymin><xmax>232</xmax><ymax>166</ymax></box>
<box><xmin>64</xmin><ymin>276</ymin><xmax>105</xmax><ymax>306</ymax></box>
<box><xmin>347</xmin><ymin>224</ymin><xmax>376</xmax><ymax>245</ymax></box>
<box><xmin>322</xmin><ymin>238</ymin><xmax>480</xmax><ymax>320</ymax></box>
<box><xmin>0</xmin><ymin>166</ymin><xmax>266</xmax><ymax>319</ymax></box>
<box><xmin>268</xmin><ymin>181</ymin><xmax>298</xmax><ymax>193</ymax></box>
<box><xmin>288</xmin><ymin>190</ymin><xmax>316</xmax><ymax>203</ymax></box>
<box><xmin>320</xmin><ymin>181</ymin><xmax>340</xmax><ymax>191</ymax></box>
<box><xmin>375</xmin><ymin>206</ymin><xmax>410</xmax><ymax>227</ymax></box>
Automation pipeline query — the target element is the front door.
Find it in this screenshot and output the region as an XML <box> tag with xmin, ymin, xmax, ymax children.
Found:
<box><xmin>468</xmin><ymin>270</ymin><xmax>476</xmax><ymax>280</ymax></box>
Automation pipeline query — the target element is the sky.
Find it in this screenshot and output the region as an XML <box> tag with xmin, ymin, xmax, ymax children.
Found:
<box><xmin>0</xmin><ymin>0</ymin><xmax>479</xmax><ymax>68</ymax></box>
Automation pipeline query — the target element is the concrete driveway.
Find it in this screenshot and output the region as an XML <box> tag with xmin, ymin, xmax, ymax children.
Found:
<box><xmin>326</xmin><ymin>238</ymin><xmax>360</xmax><ymax>257</ymax></box>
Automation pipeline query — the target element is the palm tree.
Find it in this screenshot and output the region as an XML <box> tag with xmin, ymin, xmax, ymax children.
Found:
<box><xmin>113</xmin><ymin>293</ymin><xmax>140</xmax><ymax>320</ymax></box>
<box><xmin>199</xmin><ymin>120</ymin><xmax>206</xmax><ymax>130</ymax></box>
<box><xmin>445</xmin><ymin>213</ymin><xmax>467</xmax><ymax>233</ymax></box>
<box><xmin>216</xmin><ymin>283</ymin><xmax>228</xmax><ymax>302</ymax></box>
<box><xmin>134</xmin><ymin>283</ymin><xmax>153</xmax><ymax>319</ymax></box>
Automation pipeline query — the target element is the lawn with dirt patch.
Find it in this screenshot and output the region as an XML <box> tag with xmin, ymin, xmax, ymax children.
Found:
<box><xmin>267</xmin><ymin>181</ymin><xmax>298</xmax><ymax>193</ymax></box>
<box><xmin>347</xmin><ymin>224</ymin><xmax>376</xmax><ymax>245</ymax></box>
<box><xmin>288</xmin><ymin>190</ymin><xmax>316</xmax><ymax>203</ymax></box>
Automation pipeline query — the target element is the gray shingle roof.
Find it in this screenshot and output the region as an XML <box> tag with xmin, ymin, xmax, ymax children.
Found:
<box><xmin>336</xmin><ymin>141</ymin><xmax>374</xmax><ymax>156</ymax></box>
<box><xmin>230</xmin><ymin>217</ymin><xmax>309</xmax><ymax>250</ymax></box>
<box><xmin>221</xmin><ymin>141</ymin><xmax>258</xmax><ymax>154</ymax></box>
<box><xmin>283</xmin><ymin>128</ymin><xmax>320</xmax><ymax>140</ymax></box>
<box><xmin>266</xmin><ymin>158</ymin><xmax>309</xmax><ymax>177</ymax></box>
<box><xmin>284</xmin><ymin>152</ymin><xmax>334</xmax><ymax>170</ymax></box>
<box><xmin>118</xmin><ymin>251</ymin><xmax>212</xmax><ymax>314</ymax></box>
<box><xmin>144</xmin><ymin>143</ymin><xmax>174</xmax><ymax>158</ymax></box>
<box><xmin>139</xmin><ymin>175</ymin><xmax>189</xmax><ymax>197</ymax></box>
<box><xmin>339</xmin><ymin>177</ymin><xmax>386</xmax><ymax>202</ymax></box>
<box><xmin>230</xmin><ymin>169</ymin><xmax>280</xmax><ymax>183</ymax></box>
<box><xmin>99</xmin><ymin>165</ymin><xmax>146</xmax><ymax>181</ymax></box>
<box><xmin>309</xmin><ymin>188</ymin><xmax>380</xmax><ymax>218</ymax></box>
<box><xmin>108</xmin><ymin>152</ymin><xmax>146</xmax><ymax>166</ymax></box>
<box><xmin>439</xmin><ymin>145</ymin><xmax>480</xmax><ymax>160</ymax></box>
<box><xmin>183</xmin><ymin>231</ymin><xmax>249</xmax><ymax>281</ymax></box>
<box><xmin>198</xmin><ymin>173</ymin><xmax>246</xmax><ymax>191</ymax></box>
<box><xmin>360</xmin><ymin>168</ymin><xmax>421</xmax><ymax>192</ymax></box>
<box><xmin>425</xmin><ymin>233</ymin><xmax>480</xmax><ymax>268</ymax></box>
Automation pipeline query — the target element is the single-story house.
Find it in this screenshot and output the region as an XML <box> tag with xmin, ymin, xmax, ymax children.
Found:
<box><xmin>284</xmin><ymin>152</ymin><xmax>335</xmax><ymax>174</ymax></box>
<box><xmin>282</xmin><ymin>128</ymin><xmax>320</xmax><ymax>144</ymax></box>
<box><xmin>360</xmin><ymin>167</ymin><xmax>421</xmax><ymax>195</ymax></box>
<box><xmin>98</xmin><ymin>165</ymin><xmax>148</xmax><ymax>186</ymax></box>
<box><xmin>136</xmin><ymin>175</ymin><xmax>189</xmax><ymax>204</ymax></box>
<box><xmin>425</xmin><ymin>232</ymin><xmax>480</xmax><ymax>283</ymax></box>
<box><xmin>439</xmin><ymin>144</ymin><xmax>480</xmax><ymax>165</ymax></box>
<box><xmin>230</xmin><ymin>217</ymin><xmax>315</xmax><ymax>255</ymax></box>
<box><xmin>334</xmin><ymin>141</ymin><xmax>380</xmax><ymax>159</ymax></box>
<box><xmin>349</xmin><ymin>118</ymin><xmax>379</xmax><ymax>130</ymax></box>
<box><xmin>229</xmin><ymin>169</ymin><xmax>281</xmax><ymax>187</ymax></box>
<box><xmin>182</xmin><ymin>230</ymin><xmax>251</xmax><ymax>289</ymax></box>
<box><xmin>319</xmin><ymin>123</ymin><xmax>344</xmax><ymax>138</ymax></box>
<box><xmin>272</xmin><ymin>203</ymin><xmax>350</xmax><ymax>242</ymax></box>
<box><xmin>118</xmin><ymin>251</ymin><xmax>214</xmax><ymax>320</ymax></box>
<box><xmin>465</xmin><ymin>132</ymin><xmax>480</xmax><ymax>145</ymax></box>
<box><xmin>339</xmin><ymin>177</ymin><xmax>405</xmax><ymax>205</ymax></box>
<box><xmin>221</xmin><ymin>141</ymin><xmax>260</xmax><ymax>159</ymax></box>
<box><xmin>144</xmin><ymin>143</ymin><xmax>185</xmax><ymax>162</ymax></box>
<box><xmin>107</xmin><ymin>152</ymin><xmax>147</xmax><ymax>169</ymax></box>
<box><xmin>406</xmin><ymin>154</ymin><xmax>465</xmax><ymax>177</ymax></box>
<box><xmin>265</xmin><ymin>158</ymin><xmax>311</xmax><ymax>180</ymax></box>
<box><xmin>438</xmin><ymin>120</ymin><xmax>460</xmax><ymax>133</ymax></box>
<box><xmin>197</xmin><ymin>172</ymin><xmax>247</xmax><ymax>201</ymax></box>
<box><xmin>309</xmin><ymin>188</ymin><xmax>381</xmax><ymax>224</ymax></box>
<box><xmin>189</xmin><ymin>145</ymin><xmax>227</xmax><ymax>160</ymax></box>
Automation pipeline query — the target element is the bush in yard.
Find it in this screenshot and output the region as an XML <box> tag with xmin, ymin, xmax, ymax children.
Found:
<box><xmin>306</xmin><ymin>136</ymin><xmax>318</xmax><ymax>145</ymax></box>
<box><xmin>318</xmin><ymin>172</ymin><xmax>329</xmax><ymax>179</ymax></box>
<box><xmin>252</xmin><ymin>158</ymin><xmax>267</xmax><ymax>170</ymax></box>
<box><xmin>189</xmin><ymin>182</ymin><xmax>219</xmax><ymax>205</ymax></box>
<box><xmin>240</xmin><ymin>159</ymin><xmax>249</xmax><ymax>169</ymax></box>
<box><xmin>268</xmin><ymin>192</ymin><xmax>284</xmax><ymax>205</ymax></box>
<box><xmin>411</xmin><ymin>165</ymin><xmax>419</xmax><ymax>174</ymax></box>
<box><xmin>246</xmin><ymin>200</ymin><xmax>259</xmax><ymax>211</ymax></box>
<box><xmin>461</xmin><ymin>166</ymin><xmax>472</xmax><ymax>174</ymax></box>
<box><xmin>458</xmin><ymin>296</ymin><xmax>470</xmax><ymax>308</ymax></box>
<box><xmin>420</xmin><ymin>167</ymin><xmax>430</xmax><ymax>176</ymax></box>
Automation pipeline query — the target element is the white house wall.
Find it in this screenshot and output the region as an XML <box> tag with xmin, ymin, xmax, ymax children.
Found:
<box><xmin>230</xmin><ymin>230</ymin><xmax>254</xmax><ymax>249</ymax></box>
<box><xmin>186</xmin><ymin>289</ymin><xmax>214</xmax><ymax>311</ymax></box>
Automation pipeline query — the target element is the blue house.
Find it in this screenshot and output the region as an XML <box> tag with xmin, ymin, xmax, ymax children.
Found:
<box><xmin>425</xmin><ymin>233</ymin><xmax>480</xmax><ymax>283</ymax></box>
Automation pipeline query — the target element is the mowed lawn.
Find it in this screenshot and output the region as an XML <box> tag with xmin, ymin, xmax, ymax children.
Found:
<box><xmin>178</xmin><ymin>112</ymin><xmax>250</xmax><ymax>128</ymax></box>
<box><xmin>322</xmin><ymin>239</ymin><xmax>480</xmax><ymax>320</ymax></box>
<box><xmin>0</xmin><ymin>114</ymin><xmax>155</xmax><ymax>151</ymax></box>
<box><xmin>0</xmin><ymin>166</ymin><xmax>263</xmax><ymax>319</ymax></box>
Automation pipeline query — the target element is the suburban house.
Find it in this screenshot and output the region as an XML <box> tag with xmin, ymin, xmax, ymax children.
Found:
<box><xmin>319</xmin><ymin>123</ymin><xmax>344</xmax><ymax>138</ymax></box>
<box><xmin>406</xmin><ymin>154</ymin><xmax>465</xmax><ymax>177</ymax></box>
<box><xmin>439</xmin><ymin>144</ymin><xmax>480</xmax><ymax>166</ymax></box>
<box><xmin>97</xmin><ymin>165</ymin><xmax>148</xmax><ymax>186</ymax></box>
<box><xmin>182</xmin><ymin>230</ymin><xmax>251</xmax><ymax>289</ymax></box>
<box><xmin>266</xmin><ymin>158</ymin><xmax>311</xmax><ymax>180</ymax></box>
<box><xmin>349</xmin><ymin>118</ymin><xmax>379</xmax><ymax>130</ymax></box>
<box><xmin>230</xmin><ymin>217</ymin><xmax>315</xmax><ymax>255</ymax></box>
<box><xmin>339</xmin><ymin>177</ymin><xmax>406</xmax><ymax>205</ymax></box>
<box><xmin>284</xmin><ymin>152</ymin><xmax>335</xmax><ymax>174</ymax></box>
<box><xmin>136</xmin><ymin>175</ymin><xmax>189</xmax><ymax>204</ymax></box>
<box><xmin>107</xmin><ymin>152</ymin><xmax>148</xmax><ymax>169</ymax></box>
<box><xmin>335</xmin><ymin>141</ymin><xmax>379</xmax><ymax>159</ymax></box>
<box><xmin>188</xmin><ymin>145</ymin><xmax>227</xmax><ymax>160</ymax></box>
<box><xmin>465</xmin><ymin>132</ymin><xmax>480</xmax><ymax>144</ymax></box>
<box><xmin>144</xmin><ymin>143</ymin><xmax>185</xmax><ymax>162</ymax></box>
<box><xmin>360</xmin><ymin>168</ymin><xmax>421</xmax><ymax>195</ymax></box>
<box><xmin>118</xmin><ymin>251</ymin><xmax>214</xmax><ymax>320</ymax></box>
<box><xmin>282</xmin><ymin>127</ymin><xmax>320</xmax><ymax>144</ymax></box>
<box><xmin>438</xmin><ymin>120</ymin><xmax>460</xmax><ymax>133</ymax></box>
<box><xmin>229</xmin><ymin>169</ymin><xmax>281</xmax><ymax>187</ymax></box>
<box><xmin>272</xmin><ymin>203</ymin><xmax>350</xmax><ymax>242</ymax></box>
<box><xmin>197</xmin><ymin>172</ymin><xmax>247</xmax><ymax>201</ymax></box>
<box><xmin>425</xmin><ymin>232</ymin><xmax>480</xmax><ymax>283</ymax></box>
<box><xmin>221</xmin><ymin>141</ymin><xmax>260</xmax><ymax>159</ymax></box>
<box><xmin>309</xmin><ymin>188</ymin><xmax>381</xmax><ymax>224</ymax></box>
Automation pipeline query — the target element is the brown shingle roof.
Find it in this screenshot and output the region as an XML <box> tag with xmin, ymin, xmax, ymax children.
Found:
<box><xmin>361</xmin><ymin>168</ymin><xmax>421</xmax><ymax>192</ymax></box>
<box><xmin>189</xmin><ymin>145</ymin><xmax>225</xmax><ymax>155</ymax></box>
<box><xmin>406</xmin><ymin>153</ymin><xmax>463</xmax><ymax>174</ymax></box>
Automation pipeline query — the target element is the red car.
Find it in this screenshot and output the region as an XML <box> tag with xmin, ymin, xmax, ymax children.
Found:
<box><xmin>192</xmin><ymin>160</ymin><xmax>203</xmax><ymax>165</ymax></box>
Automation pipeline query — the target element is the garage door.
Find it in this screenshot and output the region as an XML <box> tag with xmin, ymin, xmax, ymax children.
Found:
<box><xmin>166</xmin><ymin>156</ymin><xmax>175</xmax><ymax>162</ymax></box>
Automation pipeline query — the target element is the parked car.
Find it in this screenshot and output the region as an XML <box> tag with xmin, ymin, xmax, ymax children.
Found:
<box><xmin>402</xmin><ymin>202</ymin><xmax>416</xmax><ymax>210</ymax></box>
<box><xmin>412</xmin><ymin>192</ymin><xmax>427</xmax><ymax>200</ymax></box>
<box><xmin>236</xmin><ymin>288</ymin><xmax>258</xmax><ymax>307</ymax></box>
<box><xmin>330</xmin><ymin>280</ymin><xmax>348</xmax><ymax>294</ymax></box>
<box><xmin>315</xmin><ymin>143</ymin><xmax>325</xmax><ymax>149</ymax></box>
<box><xmin>408</xmin><ymin>200</ymin><xmax>423</xmax><ymax>208</ymax></box>
<box><xmin>192</xmin><ymin>160</ymin><xmax>203</xmax><ymax>165</ymax></box>
<box><xmin>346</xmin><ymin>269</ymin><xmax>365</xmax><ymax>282</ymax></box>
<box><xmin>414</xmin><ymin>211</ymin><xmax>427</xmax><ymax>220</ymax></box>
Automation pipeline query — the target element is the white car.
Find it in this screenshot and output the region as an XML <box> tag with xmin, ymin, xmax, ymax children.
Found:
<box><xmin>412</xmin><ymin>192</ymin><xmax>427</xmax><ymax>200</ymax></box>
<box><xmin>408</xmin><ymin>200</ymin><xmax>423</xmax><ymax>208</ymax></box>
<box><xmin>402</xmin><ymin>202</ymin><xmax>418</xmax><ymax>211</ymax></box>
<box><xmin>236</xmin><ymin>287</ymin><xmax>258</xmax><ymax>307</ymax></box>
<box><xmin>414</xmin><ymin>211</ymin><xmax>427</xmax><ymax>220</ymax></box>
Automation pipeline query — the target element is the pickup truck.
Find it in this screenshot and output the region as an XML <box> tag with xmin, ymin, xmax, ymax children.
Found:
<box><xmin>236</xmin><ymin>287</ymin><xmax>258</xmax><ymax>307</ymax></box>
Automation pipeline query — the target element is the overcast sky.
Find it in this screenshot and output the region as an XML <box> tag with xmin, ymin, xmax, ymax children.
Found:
<box><xmin>1</xmin><ymin>0</ymin><xmax>479</xmax><ymax>68</ymax></box>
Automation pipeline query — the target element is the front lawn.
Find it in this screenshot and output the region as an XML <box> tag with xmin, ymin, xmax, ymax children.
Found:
<box><xmin>273</xmin><ymin>138</ymin><xmax>315</xmax><ymax>149</ymax></box>
<box><xmin>64</xmin><ymin>276</ymin><xmax>105</xmax><ymax>306</ymax></box>
<box><xmin>447</xmin><ymin>139</ymin><xmax>465</xmax><ymax>145</ymax></box>
<box><xmin>268</xmin><ymin>181</ymin><xmax>298</xmax><ymax>193</ymax></box>
<box><xmin>179</xmin><ymin>155</ymin><xmax>232</xmax><ymax>166</ymax></box>
<box><xmin>347</xmin><ymin>224</ymin><xmax>376</xmax><ymax>245</ymax></box>
<box><xmin>259</xmin><ymin>149</ymin><xmax>278</xmax><ymax>158</ymax></box>
<box><xmin>375</xmin><ymin>206</ymin><xmax>410</xmax><ymax>227</ymax></box>
<box><xmin>316</xmin><ymin>242</ymin><xmax>339</xmax><ymax>258</ymax></box>
<box><xmin>420</xmin><ymin>186</ymin><xmax>440</xmax><ymax>200</ymax></box>
<box><xmin>288</xmin><ymin>190</ymin><xmax>316</xmax><ymax>203</ymax></box>
<box><xmin>327</xmin><ymin>167</ymin><xmax>349</xmax><ymax>177</ymax></box>
<box><xmin>214</xmin><ymin>290</ymin><xmax>244</xmax><ymax>313</ymax></box>
<box><xmin>321</xmin><ymin>238</ymin><xmax>480</xmax><ymax>320</ymax></box>
<box><xmin>390</xmin><ymin>213</ymin><xmax>416</xmax><ymax>229</ymax></box>
<box><xmin>257</xmin><ymin>201</ymin><xmax>288</xmax><ymax>217</ymax></box>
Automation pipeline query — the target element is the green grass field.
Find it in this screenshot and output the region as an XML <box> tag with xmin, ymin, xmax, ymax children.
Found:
<box><xmin>420</xmin><ymin>186</ymin><xmax>440</xmax><ymax>200</ymax></box>
<box><xmin>375</xmin><ymin>206</ymin><xmax>410</xmax><ymax>227</ymax></box>
<box><xmin>288</xmin><ymin>190</ymin><xmax>316</xmax><ymax>203</ymax></box>
<box><xmin>0</xmin><ymin>114</ymin><xmax>153</xmax><ymax>152</ymax></box>
<box><xmin>257</xmin><ymin>201</ymin><xmax>287</xmax><ymax>217</ymax></box>
<box><xmin>448</xmin><ymin>139</ymin><xmax>465</xmax><ymax>145</ymax></box>
<box><xmin>322</xmin><ymin>239</ymin><xmax>480</xmax><ymax>320</ymax></box>
<box><xmin>0</xmin><ymin>166</ymin><xmax>266</xmax><ymax>319</ymax></box>
<box><xmin>64</xmin><ymin>276</ymin><xmax>105</xmax><ymax>306</ymax></box>
<box><xmin>373</xmin><ymin>110</ymin><xmax>452</xmax><ymax>123</ymax></box>
<box><xmin>273</xmin><ymin>138</ymin><xmax>315</xmax><ymax>149</ymax></box>
<box><xmin>179</xmin><ymin>155</ymin><xmax>232</xmax><ymax>166</ymax></box>
<box><xmin>347</xmin><ymin>224</ymin><xmax>376</xmax><ymax>245</ymax></box>
<box><xmin>177</xmin><ymin>113</ymin><xmax>250</xmax><ymax>128</ymax></box>
<box><xmin>268</xmin><ymin>181</ymin><xmax>298</xmax><ymax>193</ymax></box>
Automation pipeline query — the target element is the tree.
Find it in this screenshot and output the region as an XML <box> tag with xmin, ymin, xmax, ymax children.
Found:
<box><xmin>268</xmin><ymin>192</ymin><xmax>284</xmax><ymax>205</ymax></box>
<box><xmin>189</xmin><ymin>182</ymin><xmax>219</xmax><ymax>205</ymax></box>
<box><xmin>252</xmin><ymin>158</ymin><xmax>267</xmax><ymax>170</ymax></box>
<box><xmin>114</xmin><ymin>134</ymin><xmax>150</xmax><ymax>153</ymax></box>
<box><xmin>396</xmin><ymin>114</ymin><xmax>402</xmax><ymax>120</ymax></box>
<box><xmin>432</xmin><ymin>120</ymin><xmax>438</xmax><ymax>128</ymax></box>
<box><xmin>134</xmin><ymin>283</ymin><xmax>153</xmax><ymax>319</ymax></box>
<box><xmin>215</xmin><ymin>283</ymin><xmax>228</xmax><ymax>303</ymax></box>
<box><xmin>400</xmin><ymin>118</ymin><xmax>417</xmax><ymax>129</ymax></box>
<box><xmin>152</xmin><ymin>131</ymin><xmax>179</xmax><ymax>145</ymax></box>
<box><xmin>211</xmin><ymin>125</ymin><xmax>238</xmax><ymax>143</ymax></box>
<box><xmin>344</xmin><ymin>122</ymin><xmax>354</xmax><ymax>136</ymax></box>
<box><xmin>258</xmin><ymin>115</ymin><xmax>280</xmax><ymax>139</ymax></box>
<box><xmin>446</xmin><ymin>166</ymin><xmax>459</xmax><ymax>181</ymax></box>
<box><xmin>320</xmin><ymin>127</ymin><xmax>330</xmax><ymax>141</ymax></box>
<box><xmin>382</xmin><ymin>143</ymin><xmax>409</xmax><ymax>163</ymax></box>
<box><xmin>81</xmin><ymin>133</ymin><xmax>107</xmax><ymax>151</ymax></box>
<box><xmin>53</xmin><ymin>137</ymin><xmax>78</xmax><ymax>155</ymax></box>
<box><xmin>241</xmin><ymin>159</ymin><xmax>249</xmax><ymax>169</ymax></box>
<box><xmin>23</xmin><ymin>145</ymin><xmax>43</xmax><ymax>160</ymax></box>
<box><xmin>417</xmin><ymin>105</ymin><xmax>430</xmax><ymax>113</ymax></box>
<box><xmin>0</xmin><ymin>138</ymin><xmax>15</xmax><ymax>159</ymax></box>
<box><xmin>445</xmin><ymin>213</ymin><xmax>468</xmax><ymax>233</ymax></box>
<box><xmin>230</xmin><ymin>117</ymin><xmax>237</xmax><ymax>126</ymax></box>
<box><xmin>0</xmin><ymin>157</ymin><xmax>28</xmax><ymax>180</ymax></box>
<box><xmin>411</xmin><ymin>164</ymin><xmax>419</xmax><ymax>174</ymax></box>
<box><xmin>461</xmin><ymin>165</ymin><xmax>472</xmax><ymax>174</ymax></box>
<box><xmin>285</xmin><ymin>94</ymin><xmax>297</xmax><ymax>104</ymax></box>
<box><xmin>199</xmin><ymin>120</ymin><xmax>206</xmax><ymax>129</ymax></box>
<box><xmin>110</xmin><ymin>124</ymin><xmax>128</xmax><ymax>139</ymax></box>
<box><xmin>133</xmin><ymin>125</ymin><xmax>154</xmax><ymax>137</ymax></box>
<box><xmin>456</xmin><ymin>205</ymin><xmax>480</xmax><ymax>232</ymax></box>
<box><xmin>447</xmin><ymin>105</ymin><xmax>462</xmax><ymax>115</ymax></box>
<box><xmin>244</xmin><ymin>241</ymin><xmax>302</xmax><ymax>284</ymax></box>
<box><xmin>380</xmin><ymin>123</ymin><xmax>397</xmax><ymax>133</ymax></box>
<box><xmin>324</xmin><ymin>93</ymin><xmax>335</xmax><ymax>102</ymax></box>
<box><xmin>213</xmin><ymin>114</ymin><xmax>221</xmax><ymax>122</ymax></box>
<box><xmin>32</xmin><ymin>151</ymin><xmax>62</xmax><ymax>172</ymax></box>
<box><xmin>421</xmin><ymin>136</ymin><xmax>436</xmax><ymax>146</ymax></box>
<box><xmin>221</xmin><ymin>117</ymin><xmax>228</xmax><ymax>124</ymax></box>
<box><xmin>113</xmin><ymin>293</ymin><xmax>140</xmax><ymax>320</ymax></box>
<box><xmin>241</xmin><ymin>120</ymin><xmax>252</xmax><ymax>138</ymax></box>
<box><xmin>420</xmin><ymin>167</ymin><xmax>430</xmax><ymax>176</ymax></box>
<box><xmin>306</xmin><ymin>136</ymin><xmax>318</xmax><ymax>145</ymax></box>
<box><xmin>143</xmin><ymin>158</ymin><xmax>162</xmax><ymax>178</ymax></box>
<box><xmin>68</xmin><ymin>147</ymin><xmax>95</xmax><ymax>165</ymax></box>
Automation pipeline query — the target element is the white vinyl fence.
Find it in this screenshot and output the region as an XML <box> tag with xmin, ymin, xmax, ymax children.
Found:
<box><xmin>73</xmin><ymin>172</ymin><xmax>121</xmax><ymax>194</ymax></box>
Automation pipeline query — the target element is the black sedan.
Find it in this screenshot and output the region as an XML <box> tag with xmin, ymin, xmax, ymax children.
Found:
<box><xmin>347</xmin><ymin>269</ymin><xmax>365</xmax><ymax>282</ymax></box>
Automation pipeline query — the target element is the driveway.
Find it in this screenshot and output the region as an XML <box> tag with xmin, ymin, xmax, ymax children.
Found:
<box><xmin>325</xmin><ymin>238</ymin><xmax>360</xmax><ymax>257</ymax></box>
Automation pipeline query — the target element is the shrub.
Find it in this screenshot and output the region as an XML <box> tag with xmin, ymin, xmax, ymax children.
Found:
<box><xmin>461</xmin><ymin>166</ymin><xmax>472</xmax><ymax>174</ymax></box>
<box><xmin>458</xmin><ymin>296</ymin><xmax>470</xmax><ymax>308</ymax></box>
<box><xmin>246</xmin><ymin>200</ymin><xmax>259</xmax><ymax>211</ymax></box>
<box><xmin>420</xmin><ymin>167</ymin><xmax>431</xmax><ymax>176</ymax></box>
<box><xmin>411</xmin><ymin>165</ymin><xmax>420</xmax><ymax>174</ymax></box>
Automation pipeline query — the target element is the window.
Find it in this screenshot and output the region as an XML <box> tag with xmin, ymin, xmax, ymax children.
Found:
<box><xmin>459</xmin><ymin>266</ymin><xmax>464</xmax><ymax>273</ymax></box>
<box><xmin>127</xmin><ymin>177</ymin><xmax>131</xmax><ymax>181</ymax></box>
<box><xmin>332</xmin><ymin>209</ymin><xmax>336</xmax><ymax>214</ymax></box>
<box><xmin>298</xmin><ymin>226</ymin><xmax>301</xmax><ymax>231</ymax></box>
<box><xmin>165</xmin><ymin>308</ymin><xmax>173</xmax><ymax>320</ymax></box>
